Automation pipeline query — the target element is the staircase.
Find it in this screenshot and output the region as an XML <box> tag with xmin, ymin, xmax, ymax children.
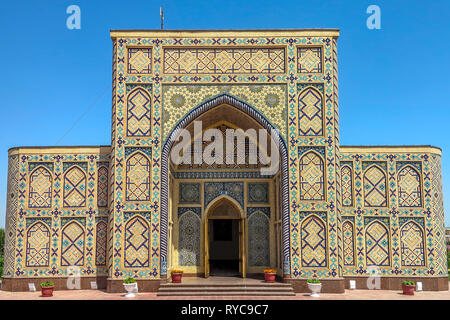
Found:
<box><xmin>157</xmin><ymin>280</ymin><xmax>295</xmax><ymax>296</ymax></box>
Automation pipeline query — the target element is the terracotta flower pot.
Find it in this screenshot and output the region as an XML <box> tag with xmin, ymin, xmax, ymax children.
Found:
<box><xmin>171</xmin><ymin>273</ymin><xmax>183</xmax><ymax>283</ymax></box>
<box><xmin>41</xmin><ymin>286</ymin><xmax>54</xmax><ymax>297</ymax></box>
<box><xmin>402</xmin><ymin>284</ymin><xmax>415</xmax><ymax>296</ymax></box>
<box><xmin>264</xmin><ymin>273</ymin><xmax>276</xmax><ymax>283</ymax></box>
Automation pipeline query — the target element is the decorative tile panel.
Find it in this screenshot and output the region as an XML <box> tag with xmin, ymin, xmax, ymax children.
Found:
<box><xmin>297</xmin><ymin>47</ymin><xmax>322</xmax><ymax>73</ymax></box>
<box><xmin>179</xmin><ymin>183</ymin><xmax>201</xmax><ymax>204</ymax></box>
<box><xmin>124</xmin><ymin>216</ymin><xmax>150</xmax><ymax>268</ymax></box>
<box><xmin>301</xmin><ymin>215</ymin><xmax>327</xmax><ymax>267</ymax></box>
<box><xmin>127</xmin><ymin>47</ymin><xmax>152</xmax><ymax>74</ymax></box>
<box><xmin>178</xmin><ymin>211</ymin><xmax>201</xmax><ymax>266</ymax></box>
<box><xmin>164</xmin><ymin>48</ymin><xmax>285</xmax><ymax>74</ymax></box>
<box><xmin>28</xmin><ymin>167</ymin><xmax>52</xmax><ymax>208</ymax></box>
<box><xmin>26</xmin><ymin>222</ymin><xmax>50</xmax><ymax>267</ymax></box>
<box><xmin>248</xmin><ymin>210</ymin><xmax>270</xmax><ymax>266</ymax></box>
<box><xmin>248</xmin><ymin>182</ymin><xmax>269</xmax><ymax>203</ymax></box>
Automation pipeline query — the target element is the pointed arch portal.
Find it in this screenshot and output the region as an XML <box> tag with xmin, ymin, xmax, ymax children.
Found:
<box><xmin>161</xmin><ymin>94</ymin><xmax>290</xmax><ymax>276</ymax></box>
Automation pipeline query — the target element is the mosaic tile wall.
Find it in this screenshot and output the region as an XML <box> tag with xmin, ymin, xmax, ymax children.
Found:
<box><xmin>106</xmin><ymin>30</ymin><xmax>341</xmax><ymax>280</ymax></box>
<box><xmin>4</xmin><ymin>30</ymin><xmax>446</xmax><ymax>284</ymax></box>
<box><xmin>4</xmin><ymin>148</ymin><xmax>110</xmax><ymax>279</ymax></box>
<box><xmin>339</xmin><ymin>148</ymin><xmax>447</xmax><ymax>278</ymax></box>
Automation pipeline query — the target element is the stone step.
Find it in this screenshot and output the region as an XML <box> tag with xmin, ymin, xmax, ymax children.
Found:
<box><xmin>159</xmin><ymin>286</ymin><xmax>294</xmax><ymax>292</ymax></box>
<box><xmin>160</xmin><ymin>282</ymin><xmax>292</xmax><ymax>288</ymax></box>
<box><xmin>157</xmin><ymin>291</ymin><xmax>296</xmax><ymax>296</ymax></box>
<box><xmin>157</xmin><ymin>282</ymin><xmax>296</xmax><ymax>296</ymax></box>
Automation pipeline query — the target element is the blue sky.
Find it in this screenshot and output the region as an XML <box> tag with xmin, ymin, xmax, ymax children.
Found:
<box><xmin>0</xmin><ymin>0</ymin><xmax>449</xmax><ymax>227</ymax></box>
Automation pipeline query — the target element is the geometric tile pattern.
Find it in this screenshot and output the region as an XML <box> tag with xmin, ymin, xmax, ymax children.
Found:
<box><xmin>363</xmin><ymin>165</ymin><xmax>387</xmax><ymax>207</ymax></box>
<box><xmin>248</xmin><ymin>182</ymin><xmax>269</xmax><ymax>203</ymax></box>
<box><xmin>164</xmin><ymin>48</ymin><xmax>285</xmax><ymax>74</ymax></box>
<box><xmin>298</xmin><ymin>86</ymin><xmax>323</xmax><ymax>136</ymax></box>
<box><xmin>26</xmin><ymin>222</ymin><xmax>50</xmax><ymax>267</ymax></box>
<box><xmin>248</xmin><ymin>211</ymin><xmax>270</xmax><ymax>266</ymax></box>
<box><xmin>128</xmin><ymin>47</ymin><xmax>152</xmax><ymax>74</ymax></box>
<box><xmin>28</xmin><ymin>167</ymin><xmax>52</xmax><ymax>208</ymax></box>
<box><xmin>398</xmin><ymin>165</ymin><xmax>422</xmax><ymax>207</ymax></box>
<box><xmin>61</xmin><ymin>221</ymin><xmax>85</xmax><ymax>266</ymax></box>
<box><xmin>365</xmin><ymin>221</ymin><xmax>389</xmax><ymax>266</ymax></box>
<box><xmin>177</xmin><ymin>123</ymin><xmax>265</xmax><ymax>170</ymax></box>
<box><xmin>204</xmin><ymin>182</ymin><xmax>244</xmax><ymax>209</ymax></box>
<box><xmin>127</xmin><ymin>87</ymin><xmax>152</xmax><ymax>137</ymax></box>
<box><xmin>95</xmin><ymin>221</ymin><xmax>107</xmax><ymax>266</ymax></box>
<box><xmin>179</xmin><ymin>183</ymin><xmax>201</xmax><ymax>204</ymax></box>
<box><xmin>161</xmin><ymin>84</ymin><xmax>288</xmax><ymax>142</ymax></box>
<box><xmin>5</xmin><ymin>31</ymin><xmax>446</xmax><ymax>285</ymax></box>
<box><xmin>4</xmin><ymin>155</ymin><xmax>18</xmax><ymax>277</ymax></box>
<box><xmin>301</xmin><ymin>215</ymin><xmax>327</xmax><ymax>267</ymax></box>
<box><xmin>400</xmin><ymin>221</ymin><xmax>425</xmax><ymax>267</ymax></box>
<box><xmin>297</xmin><ymin>47</ymin><xmax>322</xmax><ymax>73</ymax></box>
<box><xmin>97</xmin><ymin>166</ymin><xmax>108</xmax><ymax>207</ymax></box>
<box><xmin>341</xmin><ymin>165</ymin><xmax>353</xmax><ymax>207</ymax></box>
<box><xmin>125</xmin><ymin>152</ymin><xmax>151</xmax><ymax>201</ymax></box>
<box><xmin>124</xmin><ymin>216</ymin><xmax>150</xmax><ymax>268</ymax></box>
<box><xmin>299</xmin><ymin>152</ymin><xmax>325</xmax><ymax>200</ymax></box>
<box><xmin>178</xmin><ymin>211</ymin><xmax>201</xmax><ymax>266</ymax></box>
<box><xmin>342</xmin><ymin>221</ymin><xmax>355</xmax><ymax>266</ymax></box>
<box><xmin>63</xmin><ymin>166</ymin><xmax>86</xmax><ymax>207</ymax></box>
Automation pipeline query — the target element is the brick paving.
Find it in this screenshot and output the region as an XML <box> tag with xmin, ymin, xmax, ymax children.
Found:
<box><xmin>0</xmin><ymin>287</ymin><xmax>449</xmax><ymax>300</ymax></box>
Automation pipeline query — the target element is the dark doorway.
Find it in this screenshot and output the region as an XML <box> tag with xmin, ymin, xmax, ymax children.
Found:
<box><xmin>209</xmin><ymin>219</ymin><xmax>239</xmax><ymax>276</ymax></box>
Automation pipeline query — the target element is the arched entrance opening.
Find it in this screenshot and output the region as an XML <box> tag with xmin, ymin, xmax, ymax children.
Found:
<box><xmin>161</xmin><ymin>94</ymin><xmax>290</xmax><ymax>280</ymax></box>
<box><xmin>204</xmin><ymin>196</ymin><xmax>244</xmax><ymax>277</ymax></box>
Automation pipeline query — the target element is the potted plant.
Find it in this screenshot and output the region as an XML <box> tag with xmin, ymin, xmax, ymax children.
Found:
<box><xmin>123</xmin><ymin>278</ymin><xmax>138</xmax><ymax>297</ymax></box>
<box><xmin>263</xmin><ymin>269</ymin><xmax>277</xmax><ymax>283</ymax></box>
<box><xmin>171</xmin><ymin>269</ymin><xmax>184</xmax><ymax>283</ymax></box>
<box><xmin>40</xmin><ymin>281</ymin><xmax>54</xmax><ymax>297</ymax></box>
<box><xmin>402</xmin><ymin>280</ymin><xmax>415</xmax><ymax>296</ymax></box>
<box><xmin>307</xmin><ymin>279</ymin><xmax>322</xmax><ymax>297</ymax></box>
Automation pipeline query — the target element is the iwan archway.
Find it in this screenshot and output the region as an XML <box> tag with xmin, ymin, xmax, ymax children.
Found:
<box><xmin>161</xmin><ymin>94</ymin><xmax>290</xmax><ymax>279</ymax></box>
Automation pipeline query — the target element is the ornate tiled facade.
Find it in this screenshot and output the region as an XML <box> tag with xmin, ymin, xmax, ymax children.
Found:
<box><xmin>3</xmin><ymin>30</ymin><xmax>447</xmax><ymax>292</ymax></box>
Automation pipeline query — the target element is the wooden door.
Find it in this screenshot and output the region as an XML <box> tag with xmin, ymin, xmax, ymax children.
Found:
<box><xmin>239</xmin><ymin>218</ymin><xmax>246</xmax><ymax>278</ymax></box>
<box><xmin>204</xmin><ymin>219</ymin><xmax>210</xmax><ymax>278</ymax></box>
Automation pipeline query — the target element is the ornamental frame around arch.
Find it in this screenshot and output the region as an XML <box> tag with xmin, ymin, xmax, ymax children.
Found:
<box><xmin>363</xmin><ymin>164</ymin><xmax>388</xmax><ymax>208</ymax></box>
<box><xmin>342</xmin><ymin>220</ymin><xmax>356</xmax><ymax>266</ymax></box>
<box><xmin>125</xmin><ymin>151</ymin><xmax>151</xmax><ymax>202</ymax></box>
<box><xmin>97</xmin><ymin>165</ymin><xmax>109</xmax><ymax>208</ymax></box>
<box><xmin>340</xmin><ymin>164</ymin><xmax>353</xmax><ymax>207</ymax></box>
<box><xmin>28</xmin><ymin>166</ymin><xmax>53</xmax><ymax>209</ymax></box>
<box><xmin>63</xmin><ymin>165</ymin><xmax>87</xmax><ymax>208</ymax></box>
<box><xmin>124</xmin><ymin>215</ymin><xmax>151</xmax><ymax>268</ymax></box>
<box><xmin>299</xmin><ymin>150</ymin><xmax>326</xmax><ymax>201</ymax></box>
<box><xmin>25</xmin><ymin>221</ymin><xmax>51</xmax><ymax>267</ymax></box>
<box><xmin>298</xmin><ymin>86</ymin><xmax>325</xmax><ymax>137</ymax></box>
<box><xmin>300</xmin><ymin>214</ymin><xmax>328</xmax><ymax>268</ymax></box>
<box><xmin>397</xmin><ymin>165</ymin><xmax>423</xmax><ymax>208</ymax></box>
<box><xmin>364</xmin><ymin>220</ymin><xmax>391</xmax><ymax>267</ymax></box>
<box><xmin>161</xmin><ymin>94</ymin><xmax>290</xmax><ymax>275</ymax></box>
<box><xmin>126</xmin><ymin>87</ymin><xmax>152</xmax><ymax>138</ymax></box>
<box><xmin>61</xmin><ymin>220</ymin><xmax>86</xmax><ymax>267</ymax></box>
<box><xmin>400</xmin><ymin>220</ymin><xmax>426</xmax><ymax>267</ymax></box>
<box><xmin>95</xmin><ymin>220</ymin><xmax>108</xmax><ymax>266</ymax></box>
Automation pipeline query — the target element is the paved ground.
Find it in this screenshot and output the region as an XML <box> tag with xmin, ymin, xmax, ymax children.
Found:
<box><xmin>0</xmin><ymin>288</ymin><xmax>449</xmax><ymax>300</ymax></box>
